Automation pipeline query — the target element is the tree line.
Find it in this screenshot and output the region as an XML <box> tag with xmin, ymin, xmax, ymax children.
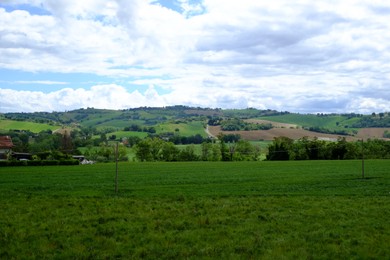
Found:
<box><xmin>208</xmin><ymin>118</ymin><xmax>273</xmax><ymax>131</ymax></box>
<box><xmin>267</xmin><ymin>136</ymin><xmax>390</xmax><ymax>160</ymax></box>
<box><xmin>4</xmin><ymin>127</ymin><xmax>390</xmax><ymax>163</ymax></box>
<box><xmin>134</xmin><ymin>136</ymin><xmax>260</xmax><ymax>162</ymax></box>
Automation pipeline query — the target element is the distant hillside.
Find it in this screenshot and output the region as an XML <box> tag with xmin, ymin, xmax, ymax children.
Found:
<box><xmin>2</xmin><ymin>107</ymin><xmax>390</xmax><ymax>140</ymax></box>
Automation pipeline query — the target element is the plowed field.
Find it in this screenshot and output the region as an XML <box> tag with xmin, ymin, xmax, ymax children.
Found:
<box><xmin>356</xmin><ymin>128</ymin><xmax>390</xmax><ymax>140</ymax></box>
<box><xmin>209</xmin><ymin>126</ymin><xmax>390</xmax><ymax>141</ymax></box>
<box><xmin>208</xmin><ymin>125</ymin><xmax>359</xmax><ymax>141</ymax></box>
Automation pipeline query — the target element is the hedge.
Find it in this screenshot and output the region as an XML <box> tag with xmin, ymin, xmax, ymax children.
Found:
<box><xmin>0</xmin><ymin>160</ymin><xmax>79</xmax><ymax>167</ymax></box>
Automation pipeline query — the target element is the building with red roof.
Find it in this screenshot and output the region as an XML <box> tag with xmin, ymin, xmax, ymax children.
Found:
<box><xmin>0</xmin><ymin>136</ymin><xmax>14</xmax><ymax>160</ymax></box>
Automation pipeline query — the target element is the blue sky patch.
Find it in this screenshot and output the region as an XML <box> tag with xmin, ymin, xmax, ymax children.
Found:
<box><xmin>0</xmin><ymin>3</ymin><xmax>50</xmax><ymax>15</ymax></box>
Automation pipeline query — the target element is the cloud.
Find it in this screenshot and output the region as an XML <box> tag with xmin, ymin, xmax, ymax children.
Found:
<box><xmin>0</xmin><ymin>85</ymin><xmax>159</xmax><ymax>112</ymax></box>
<box><xmin>0</xmin><ymin>0</ymin><xmax>390</xmax><ymax>113</ymax></box>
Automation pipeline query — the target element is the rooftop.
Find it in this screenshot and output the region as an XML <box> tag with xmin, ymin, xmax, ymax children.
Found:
<box><xmin>0</xmin><ymin>136</ymin><xmax>14</xmax><ymax>148</ymax></box>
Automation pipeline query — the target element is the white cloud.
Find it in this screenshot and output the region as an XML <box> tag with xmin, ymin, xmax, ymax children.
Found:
<box><xmin>0</xmin><ymin>82</ymin><xmax>245</xmax><ymax>113</ymax></box>
<box><xmin>0</xmin><ymin>85</ymin><xmax>166</xmax><ymax>112</ymax></box>
<box><xmin>0</xmin><ymin>0</ymin><xmax>390</xmax><ymax>113</ymax></box>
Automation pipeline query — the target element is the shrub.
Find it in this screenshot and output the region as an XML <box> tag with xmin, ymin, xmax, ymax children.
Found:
<box><xmin>59</xmin><ymin>160</ymin><xmax>79</xmax><ymax>165</ymax></box>
<box><xmin>8</xmin><ymin>160</ymin><xmax>27</xmax><ymax>166</ymax></box>
<box><xmin>41</xmin><ymin>160</ymin><xmax>59</xmax><ymax>166</ymax></box>
<box><xmin>0</xmin><ymin>161</ymin><xmax>9</xmax><ymax>167</ymax></box>
<box><xmin>0</xmin><ymin>160</ymin><xmax>31</xmax><ymax>167</ymax></box>
<box><xmin>27</xmin><ymin>160</ymin><xmax>43</xmax><ymax>166</ymax></box>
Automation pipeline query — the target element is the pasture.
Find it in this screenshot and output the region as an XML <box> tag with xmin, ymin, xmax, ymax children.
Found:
<box><xmin>0</xmin><ymin>119</ymin><xmax>59</xmax><ymax>133</ymax></box>
<box><xmin>0</xmin><ymin>161</ymin><xmax>389</xmax><ymax>259</ymax></box>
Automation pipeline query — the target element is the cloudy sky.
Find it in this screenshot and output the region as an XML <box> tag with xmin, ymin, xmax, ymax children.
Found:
<box><xmin>0</xmin><ymin>0</ymin><xmax>389</xmax><ymax>114</ymax></box>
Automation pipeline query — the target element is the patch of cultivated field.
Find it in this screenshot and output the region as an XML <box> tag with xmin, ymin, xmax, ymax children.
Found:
<box><xmin>356</xmin><ymin>128</ymin><xmax>390</xmax><ymax>140</ymax></box>
<box><xmin>245</xmin><ymin>119</ymin><xmax>298</xmax><ymax>129</ymax></box>
<box><xmin>0</xmin><ymin>161</ymin><xmax>389</xmax><ymax>259</ymax></box>
<box><xmin>208</xmin><ymin>125</ymin><xmax>358</xmax><ymax>141</ymax></box>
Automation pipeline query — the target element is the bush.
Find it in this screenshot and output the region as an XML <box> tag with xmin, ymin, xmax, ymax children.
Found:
<box><xmin>0</xmin><ymin>160</ymin><xmax>28</xmax><ymax>167</ymax></box>
<box><xmin>41</xmin><ymin>160</ymin><xmax>59</xmax><ymax>166</ymax></box>
<box><xmin>27</xmin><ymin>160</ymin><xmax>43</xmax><ymax>166</ymax></box>
<box><xmin>8</xmin><ymin>160</ymin><xmax>28</xmax><ymax>166</ymax></box>
<box><xmin>0</xmin><ymin>159</ymin><xmax>79</xmax><ymax>167</ymax></box>
<box><xmin>59</xmin><ymin>160</ymin><xmax>79</xmax><ymax>165</ymax></box>
<box><xmin>0</xmin><ymin>161</ymin><xmax>9</xmax><ymax>167</ymax></box>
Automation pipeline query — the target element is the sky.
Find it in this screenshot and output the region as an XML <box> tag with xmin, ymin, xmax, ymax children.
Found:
<box><xmin>0</xmin><ymin>0</ymin><xmax>390</xmax><ymax>114</ymax></box>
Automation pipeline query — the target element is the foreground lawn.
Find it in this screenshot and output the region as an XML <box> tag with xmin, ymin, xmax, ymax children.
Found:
<box><xmin>0</xmin><ymin>161</ymin><xmax>389</xmax><ymax>259</ymax></box>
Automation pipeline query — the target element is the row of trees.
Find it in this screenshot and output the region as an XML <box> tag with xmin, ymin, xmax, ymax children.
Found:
<box><xmin>208</xmin><ymin>118</ymin><xmax>273</xmax><ymax>131</ymax></box>
<box><xmin>352</xmin><ymin>113</ymin><xmax>390</xmax><ymax>128</ymax></box>
<box><xmin>6</xmin><ymin>130</ymin><xmax>78</xmax><ymax>155</ymax></box>
<box><xmin>6</xmin><ymin>126</ymin><xmax>390</xmax><ymax>163</ymax></box>
<box><xmin>134</xmin><ymin>137</ymin><xmax>261</xmax><ymax>162</ymax></box>
<box><xmin>124</xmin><ymin>124</ymin><xmax>156</xmax><ymax>133</ymax></box>
<box><xmin>6</xmin><ymin>126</ymin><xmax>121</xmax><ymax>154</ymax></box>
<box><xmin>83</xmin><ymin>143</ymin><xmax>128</xmax><ymax>162</ymax></box>
<box><xmin>303</xmin><ymin>126</ymin><xmax>353</xmax><ymax>136</ymax></box>
<box><xmin>267</xmin><ymin>136</ymin><xmax>390</xmax><ymax>160</ymax></box>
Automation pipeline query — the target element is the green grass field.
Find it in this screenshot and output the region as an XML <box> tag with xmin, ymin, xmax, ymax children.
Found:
<box><xmin>0</xmin><ymin>119</ymin><xmax>59</xmax><ymax>133</ymax></box>
<box><xmin>107</xmin><ymin>130</ymin><xmax>148</xmax><ymax>139</ymax></box>
<box><xmin>0</xmin><ymin>161</ymin><xmax>389</xmax><ymax>259</ymax></box>
<box><xmin>156</xmin><ymin>121</ymin><xmax>207</xmax><ymax>137</ymax></box>
<box><xmin>259</xmin><ymin>114</ymin><xmax>360</xmax><ymax>130</ymax></box>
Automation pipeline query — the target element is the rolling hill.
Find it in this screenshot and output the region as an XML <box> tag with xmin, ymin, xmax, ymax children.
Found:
<box><xmin>1</xmin><ymin>107</ymin><xmax>390</xmax><ymax>141</ymax></box>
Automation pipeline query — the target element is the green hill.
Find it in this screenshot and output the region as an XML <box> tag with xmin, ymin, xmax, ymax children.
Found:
<box><xmin>0</xmin><ymin>119</ymin><xmax>59</xmax><ymax>133</ymax></box>
<box><xmin>2</xmin><ymin>107</ymin><xmax>390</xmax><ymax>140</ymax></box>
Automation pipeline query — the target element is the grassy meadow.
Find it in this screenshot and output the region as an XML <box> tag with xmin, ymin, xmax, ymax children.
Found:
<box><xmin>0</xmin><ymin>160</ymin><xmax>389</xmax><ymax>259</ymax></box>
<box><xmin>258</xmin><ymin>114</ymin><xmax>360</xmax><ymax>131</ymax></box>
<box><xmin>155</xmin><ymin>121</ymin><xmax>207</xmax><ymax>137</ymax></box>
<box><xmin>0</xmin><ymin>119</ymin><xmax>59</xmax><ymax>133</ymax></box>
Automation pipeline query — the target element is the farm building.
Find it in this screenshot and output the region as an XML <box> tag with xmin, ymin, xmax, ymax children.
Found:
<box><xmin>0</xmin><ymin>136</ymin><xmax>14</xmax><ymax>160</ymax></box>
<box><xmin>12</xmin><ymin>152</ymin><xmax>33</xmax><ymax>161</ymax></box>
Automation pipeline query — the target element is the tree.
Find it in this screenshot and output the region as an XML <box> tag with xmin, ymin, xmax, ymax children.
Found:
<box><xmin>217</xmin><ymin>133</ymin><xmax>231</xmax><ymax>161</ymax></box>
<box><xmin>98</xmin><ymin>142</ymin><xmax>114</xmax><ymax>161</ymax></box>
<box><xmin>291</xmin><ymin>137</ymin><xmax>309</xmax><ymax>160</ymax></box>
<box><xmin>331</xmin><ymin>137</ymin><xmax>348</xmax><ymax>160</ymax></box>
<box><xmin>161</xmin><ymin>142</ymin><xmax>179</xmax><ymax>161</ymax></box>
<box><xmin>219</xmin><ymin>140</ymin><xmax>230</xmax><ymax>161</ymax></box>
<box><xmin>134</xmin><ymin>139</ymin><xmax>153</xmax><ymax>161</ymax></box>
<box><xmin>201</xmin><ymin>142</ymin><xmax>212</xmax><ymax>161</ymax></box>
<box><xmin>10</xmin><ymin>133</ymin><xmax>29</xmax><ymax>152</ymax></box>
<box><xmin>60</xmin><ymin>131</ymin><xmax>73</xmax><ymax>154</ymax></box>
<box><xmin>234</xmin><ymin>140</ymin><xmax>257</xmax><ymax>161</ymax></box>
<box><xmin>227</xmin><ymin>142</ymin><xmax>236</xmax><ymax>161</ymax></box>
<box><xmin>267</xmin><ymin>137</ymin><xmax>293</xmax><ymax>160</ymax></box>
<box><xmin>149</xmin><ymin>138</ymin><xmax>164</xmax><ymax>161</ymax></box>
<box><xmin>100</xmin><ymin>133</ymin><xmax>107</xmax><ymax>144</ymax></box>
<box><xmin>117</xmin><ymin>144</ymin><xmax>128</xmax><ymax>161</ymax></box>
<box><xmin>134</xmin><ymin>137</ymin><xmax>164</xmax><ymax>161</ymax></box>
<box><xmin>29</xmin><ymin>131</ymin><xmax>62</xmax><ymax>154</ymax></box>
<box><xmin>211</xmin><ymin>143</ymin><xmax>222</xmax><ymax>161</ymax></box>
<box><xmin>179</xmin><ymin>145</ymin><xmax>199</xmax><ymax>161</ymax></box>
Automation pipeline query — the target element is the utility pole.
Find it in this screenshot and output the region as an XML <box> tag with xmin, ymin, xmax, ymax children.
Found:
<box><xmin>115</xmin><ymin>142</ymin><xmax>119</xmax><ymax>193</ymax></box>
<box><xmin>361</xmin><ymin>139</ymin><xmax>365</xmax><ymax>179</ymax></box>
